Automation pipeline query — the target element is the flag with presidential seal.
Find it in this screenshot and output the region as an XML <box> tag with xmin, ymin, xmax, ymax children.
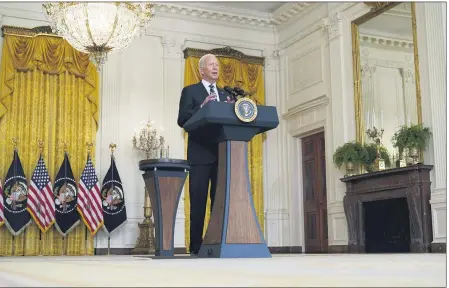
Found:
<box><xmin>53</xmin><ymin>152</ymin><xmax>80</xmax><ymax>236</ymax></box>
<box><xmin>0</xmin><ymin>179</ymin><xmax>5</xmax><ymax>227</ymax></box>
<box><xmin>101</xmin><ymin>155</ymin><xmax>127</xmax><ymax>234</ymax></box>
<box><xmin>3</xmin><ymin>150</ymin><xmax>31</xmax><ymax>236</ymax></box>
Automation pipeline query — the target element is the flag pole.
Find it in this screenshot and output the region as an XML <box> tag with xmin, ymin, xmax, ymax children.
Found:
<box><xmin>38</xmin><ymin>140</ymin><xmax>44</xmax><ymax>256</ymax></box>
<box><xmin>11</xmin><ymin>236</ymin><xmax>15</xmax><ymax>255</ymax></box>
<box><xmin>62</xmin><ymin>236</ymin><xmax>66</xmax><ymax>255</ymax></box>
<box><xmin>108</xmin><ymin>143</ymin><xmax>116</xmax><ymax>257</ymax></box>
<box><xmin>39</xmin><ymin>230</ymin><xmax>42</xmax><ymax>256</ymax></box>
<box><xmin>85</xmin><ymin>226</ymin><xmax>88</xmax><ymax>256</ymax></box>
<box><xmin>62</xmin><ymin>142</ymin><xmax>68</xmax><ymax>256</ymax></box>
<box><xmin>11</xmin><ymin>138</ymin><xmax>17</xmax><ymax>256</ymax></box>
<box><xmin>84</xmin><ymin>142</ymin><xmax>93</xmax><ymax>257</ymax></box>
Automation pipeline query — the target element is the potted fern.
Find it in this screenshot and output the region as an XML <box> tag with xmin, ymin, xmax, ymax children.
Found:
<box><xmin>391</xmin><ymin>124</ymin><xmax>432</xmax><ymax>165</ymax></box>
<box><xmin>333</xmin><ymin>141</ymin><xmax>368</xmax><ymax>176</ymax></box>
<box><xmin>364</xmin><ymin>143</ymin><xmax>391</xmax><ymax>172</ymax></box>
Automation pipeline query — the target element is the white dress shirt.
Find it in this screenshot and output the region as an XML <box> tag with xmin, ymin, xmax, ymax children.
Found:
<box><xmin>201</xmin><ymin>79</ymin><xmax>219</xmax><ymax>102</ymax></box>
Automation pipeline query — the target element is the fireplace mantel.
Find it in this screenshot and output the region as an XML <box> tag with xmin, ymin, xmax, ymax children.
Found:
<box><xmin>341</xmin><ymin>164</ymin><xmax>434</xmax><ymax>253</ymax></box>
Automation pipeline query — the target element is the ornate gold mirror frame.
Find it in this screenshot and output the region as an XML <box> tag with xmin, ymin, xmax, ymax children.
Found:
<box><xmin>352</xmin><ymin>2</ymin><xmax>422</xmax><ymax>143</ymax></box>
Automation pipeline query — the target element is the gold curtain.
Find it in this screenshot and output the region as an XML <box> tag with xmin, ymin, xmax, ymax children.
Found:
<box><xmin>0</xmin><ymin>33</ymin><xmax>99</xmax><ymax>256</ymax></box>
<box><xmin>183</xmin><ymin>55</ymin><xmax>265</xmax><ymax>251</ymax></box>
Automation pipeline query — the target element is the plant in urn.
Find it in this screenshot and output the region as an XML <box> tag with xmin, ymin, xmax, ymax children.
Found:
<box><xmin>366</xmin><ymin>126</ymin><xmax>385</xmax><ymax>171</ymax></box>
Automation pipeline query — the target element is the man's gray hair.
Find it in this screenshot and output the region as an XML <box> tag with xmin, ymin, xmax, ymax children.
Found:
<box><xmin>199</xmin><ymin>53</ymin><xmax>216</xmax><ymax>69</ymax></box>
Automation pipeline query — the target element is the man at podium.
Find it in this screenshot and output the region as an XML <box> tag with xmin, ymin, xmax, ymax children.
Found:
<box><xmin>177</xmin><ymin>53</ymin><xmax>233</xmax><ymax>255</ymax></box>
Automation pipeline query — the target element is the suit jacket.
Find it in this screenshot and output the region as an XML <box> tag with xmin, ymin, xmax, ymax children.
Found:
<box><xmin>177</xmin><ymin>81</ymin><xmax>230</xmax><ymax>165</ymax></box>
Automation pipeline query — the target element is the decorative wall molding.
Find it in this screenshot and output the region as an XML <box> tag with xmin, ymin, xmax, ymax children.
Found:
<box><xmin>161</xmin><ymin>34</ymin><xmax>185</xmax><ymax>59</ymax></box>
<box><xmin>183</xmin><ymin>46</ymin><xmax>265</xmax><ymax>65</ymax></box>
<box><xmin>1</xmin><ymin>24</ymin><xmax>55</xmax><ymax>37</ymax></box>
<box><xmin>361</xmin><ymin>57</ymin><xmax>414</xmax><ymax>70</ymax></box>
<box><xmin>272</xmin><ymin>3</ymin><xmax>316</xmax><ymax>25</ymax></box>
<box><xmin>153</xmin><ymin>3</ymin><xmax>326</xmax><ymax>31</ymax></box>
<box><xmin>283</xmin><ymin>95</ymin><xmax>329</xmax><ymax>120</ymax></box>
<box><xmin>359</xmin><ymin>32</ymin><xmax>414</xmax><ymax>50</ymax></box>
<box><xmin>322</xmin><ymin>11</ymin><xmax>342</xmax><ymax>40</ymax></box>
<box><xmin>152</xmin><ymin>3</ymin><xmax>273</xmax><ymax>28</ymax></box>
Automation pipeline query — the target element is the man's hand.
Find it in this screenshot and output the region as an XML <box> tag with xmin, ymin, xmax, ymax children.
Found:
<box><xmin>226</xmin><ymin>96</ymin><xmax>235</xmax><ymax>103</ymax></box>
<box><xmin>201</xmin><ymin>94</ymin><xmax>217</xmax><ymax>108</ymax></box>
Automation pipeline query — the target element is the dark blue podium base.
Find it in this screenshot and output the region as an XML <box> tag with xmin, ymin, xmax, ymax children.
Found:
<box><xmin>198</xmin><ymin>141</ymin><xmax>271</xmax><ymax>259</ymax></box>
<box><xmin>199</xmin><ymin>243</ymin><xmax>271</xmax><ymax>258</ymax></box>
<box><xmin>139</xmin><ymin>159</ymin><xmax>190</xmax><ymax>259</ymax></box>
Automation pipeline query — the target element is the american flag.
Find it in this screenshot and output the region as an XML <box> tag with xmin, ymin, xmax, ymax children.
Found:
<box><xmin>77</xmin><ymin>155</ymin><xmax>103</xmax><ymax>234</ymax></box>
<box><xmin>26</xmin><ymin>155</ymin><xmax>55</xmax><ymax>233</ymax></box>
<box><xmin>0</xmin><ymin>180</ymin><xmax>4</xmax><ymax>226</ymax></box>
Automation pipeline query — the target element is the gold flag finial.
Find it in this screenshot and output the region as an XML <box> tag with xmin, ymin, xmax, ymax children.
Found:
<box><xmin>38</xmin><ymin>139</ymin><xmax>44</xmax><ymax>154</ymax></box>
<box><xmin>109</xmin><ymin>143</ymin><xmax>117</xmax><ymax>155</ymax></box>
<box><xmin>86</xmin><ymin>142</ymin><xmax>93</xmax><ymax>154</ymax></box>
<box><xmin>12</xmin><ymin>137</ymin><xmax>18</xmax><ymax>151</ymax></box>
<box><xmin>63</xmin><ymin>141</ymin><xmax>68</xmax><ymax>153</ymax></box>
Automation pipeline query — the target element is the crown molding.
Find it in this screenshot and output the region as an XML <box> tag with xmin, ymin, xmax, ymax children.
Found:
<box><xmin>153</xmin><ymin>2</ymin><xmax>320</xmax><ymax>29</ymax></box>
<box><xmin>359</xmin><ymin>30</ymin><xmax>414</xmax><ymax>50</ymax></box>
<box><xmin>152</xmin><ymin>3</ymin><xmax>273</xmax><ymax>28</ymax></box>
<box><xmin>272</xmin><ymin>2</ymin><xmax>317</xmax><ymax>25</ymax></box>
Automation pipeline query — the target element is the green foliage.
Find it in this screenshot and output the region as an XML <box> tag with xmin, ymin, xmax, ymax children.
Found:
<box><xmin>364</xmin><ymin>143</ymin><xmax>391</xmax><ymax>172</ymax></box>
<box><xmin>333</xmin><ymin>141</ymin><xmax>368</xmax><ymax>169</ymax></box>
<box><xmin>392</xmin><ymin>124</ymin><xmax>432</xmax><ymax>151</ymax></box>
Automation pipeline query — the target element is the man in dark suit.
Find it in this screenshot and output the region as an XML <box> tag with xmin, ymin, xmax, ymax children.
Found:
<box><xmin>177</xmin><ymin>53</ymin><xmax>233</xmax><ymax>255</ymax></box>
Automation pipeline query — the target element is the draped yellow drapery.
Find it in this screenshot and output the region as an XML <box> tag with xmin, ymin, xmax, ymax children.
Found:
<box><xmin>183</xmin><ymin>56</ymin><xmax>265</xmax><ymax>251</ymax></box>
<box><xmin>0</xmin><ymin>34</ymin><xmax>99</xmax><ymax>256</ymax></box>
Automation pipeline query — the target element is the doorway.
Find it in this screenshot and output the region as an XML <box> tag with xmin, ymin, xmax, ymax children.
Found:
<box><xmin>302</xmin><ymin>131</ymin><xmax>328</xmax><ymax>253</ymax></box>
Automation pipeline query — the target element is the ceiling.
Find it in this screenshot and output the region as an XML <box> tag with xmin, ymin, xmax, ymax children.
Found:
<box><xmin>181</xmin><ymin>1</ymin><xmax>285</xmax><ymax>13</ymax></box>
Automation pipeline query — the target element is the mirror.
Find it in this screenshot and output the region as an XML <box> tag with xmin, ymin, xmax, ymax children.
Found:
<box><xmin>352</xmin><ymin>2</ymin><xmax>422</xmax><ymax>156</ymax></box>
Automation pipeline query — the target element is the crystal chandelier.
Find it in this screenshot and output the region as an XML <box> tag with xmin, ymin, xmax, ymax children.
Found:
<box><xmin>42</xmin><ymin>2</ymin><xmax>153</xmax><ymax>70</ymax></box>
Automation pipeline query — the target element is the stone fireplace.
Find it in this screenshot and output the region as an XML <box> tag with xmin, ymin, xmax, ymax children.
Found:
<box><xmin>341</xmin><ymin>165</ymin><xmax>433</xmax><ymax>253</ymax></box>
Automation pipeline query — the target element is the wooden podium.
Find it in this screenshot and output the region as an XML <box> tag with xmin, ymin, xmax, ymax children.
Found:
<box><xmin>139</xmin><ymin>159</ymin><xmax>190</xmax><ymax>257</ymax></box>
<box><xmin>183</xmin><ymin>101</ymin><xmax>279</xmax><ymax>258</ymax></box>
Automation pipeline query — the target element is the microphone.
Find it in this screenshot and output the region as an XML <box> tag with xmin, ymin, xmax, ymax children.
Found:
<box><xmin>233</xmin><ymin>87</ymin><xmax>249</xmax><ymax>96</ymax></box>
<box><xmin>224</xmin><ymin>86</ymin><xmax>238</xmax><ymax>101</ymax></box>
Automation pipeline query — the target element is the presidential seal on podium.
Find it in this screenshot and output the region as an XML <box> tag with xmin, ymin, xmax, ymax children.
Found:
<box><xmin>234</xmin><ymin>97</ymin><xmax>258</xmax><ymax>123</ymax></box>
